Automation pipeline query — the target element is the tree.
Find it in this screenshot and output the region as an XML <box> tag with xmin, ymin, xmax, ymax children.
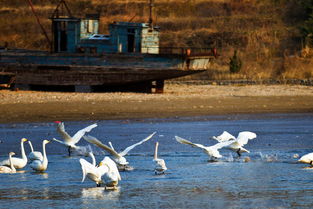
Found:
<box><xmin>300</xmin><ymin>1</ymin><xmax>313</xmax><ymax>46</ymax></box>
<box><xmin>229</xmin><ymin>50</ymin><xmax>242</xmax><ymax>73</ymax></box>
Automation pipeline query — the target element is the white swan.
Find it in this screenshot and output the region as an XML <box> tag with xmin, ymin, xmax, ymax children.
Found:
<box><xmin>108</xmin><ymin>141</ymin><xmax>115</xmax><ymax>150</ymax></box>
<box><xmin>0</xmin><ymin>138</ymin><xmax>28</xmax><ymax>169</ymax></box>
<box><xmin>153</xmin><ymin>142</ymin><xmax>167</xmax><ymax>174</ymax></box>
<box><xmin>0</xmin><ymin>152</ymin><xmax>16</xmax><ymax>174</ymax></box>
<box><xmin>298</xmin><ymin>153</ymin><xmax>313</xmax><ymax>166</ymax></box>
<box><xmin>212</xmin><ymin>131</ymin><xmax>236</xmax><ymax>142</ymax></box>
<box><xmin>28</xmin><ymin>141</ymin><xmax>43</xmax><ymax>162</ymax></box>
<box><xmin>212</xmin><ymin>131</ymin><xmax>257</xmax><ymax>157</ymax></box>
<box><xmin>52</xmin><ymin>121</ymin><xmax>97</xmax><ymax>156</ymax></box>
<box><xmin>88</xmin><ymin>151</ymin><xmax>96</xmax><ymax>167</ymax></box>
<box><xmin>99</xmin><ymin>156</ymin><xmax>121</xmax><ymax>189</ymax></box>
<box><xmin>175</xmin><ymin>136</ymin><xmax>233</xmax><ymax>160</ymax></box>
<box><xmin>79</xmin><ymin>153</ymin><xmax>109</xmax><ymax>187</ymax></box>
<box><xmin>30</xmin><ymin>140</ymin><xmax>50</xmax><ymax>172</ymax></box>
<box><xmin>83</xmin><ymin>132</ymin><xmax>156</xmax><ymax>169</ymax></box>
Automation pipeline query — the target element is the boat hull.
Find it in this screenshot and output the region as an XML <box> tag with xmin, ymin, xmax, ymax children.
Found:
<box><xmin>0</xmin><ymin>50</ymin><xmax>212</xmax><ymax>92</ymax></box>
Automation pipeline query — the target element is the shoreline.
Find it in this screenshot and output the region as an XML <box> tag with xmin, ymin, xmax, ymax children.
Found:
<box><xmin>1</xmin><ymin>84</ymin><xmax>313</xmax><ymax>123</ymax></box>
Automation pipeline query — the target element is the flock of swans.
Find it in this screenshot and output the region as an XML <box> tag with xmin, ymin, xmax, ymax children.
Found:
<box><xmin>0</xmin><ymin>122</ymin><xmax>159</xmax><ymax>189</ymax></box>
<box><xmin>1</xmin><ymin>121</ymin><xmax>313</xmax><ymax>190</ymax></box>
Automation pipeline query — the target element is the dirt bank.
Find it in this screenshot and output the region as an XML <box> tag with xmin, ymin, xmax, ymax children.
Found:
<box><xmin>1</xmin><ymin>84</ymin><xmax>313</xmax><ymax>123</ymax></box>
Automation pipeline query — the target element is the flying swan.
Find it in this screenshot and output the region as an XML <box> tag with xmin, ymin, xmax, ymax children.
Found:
<box><xmin>83</xmin><ymin>132</ymin><xmax>156</xmax><ymax>170</ymax></box>
<box><xmin>153</xmin><ymin>142</ymin><xmax>167</xmax><ymax>174</ymax></box>
<box><xmin>30</xmin><ymin>140</ymin><xmax>50</xmax><ymax>172</ymax></box>
<box><xmin>212</xmin><ymin>131</ymin><xmax>257</xmax><ymax>157</ymax></box>
<box><xmin>0</xmin><ymin>152</ymin><xmax>16</xmax><ymax>174</ymax></box>
<box><xmin>28</xmin><ymin>140</ymin><xmax>43</xmax><ymax>162</ymax></box>
<box><xmin>0</xmin><ymin>138</ymin><xmax>28</xmax><ymax>169</ymax></box>
<box><xmin>53</xmin><ymin>121</ymin><xmax>97</xmax><ymax>156</ymax></box>
<box><xmin>175</xmin><ymin>136</ymin><xmax>234</xmax><ymax>160</ymax></box>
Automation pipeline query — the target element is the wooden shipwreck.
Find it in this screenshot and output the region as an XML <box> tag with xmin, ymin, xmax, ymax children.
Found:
<box><xmin>0</xmin><ymin>0</ymin><xmax>216</xmax><ymax>93</ymax></box>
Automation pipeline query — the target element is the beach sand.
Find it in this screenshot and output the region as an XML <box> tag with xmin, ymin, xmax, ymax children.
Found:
<box><xmin>1</xmin><ymin>84</ymin><xmax>313</xmax><ymax>123</ymax></box>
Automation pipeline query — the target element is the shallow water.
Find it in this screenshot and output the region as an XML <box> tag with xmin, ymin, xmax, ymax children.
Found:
<box><xmin>0</xmin><ymin>113</ymin><xmax>313</xmax><ymax>208</ymax></box>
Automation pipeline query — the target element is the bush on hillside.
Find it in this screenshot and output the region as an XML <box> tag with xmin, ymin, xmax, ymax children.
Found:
<box><xmin>229</xmin><ymin>50</ymin><xmax>242</xmax><ymax>73</ymax></box>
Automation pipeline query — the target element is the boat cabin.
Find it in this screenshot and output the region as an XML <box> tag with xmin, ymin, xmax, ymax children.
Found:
<box><xmin>51</xmin><ymin>14</ymin><xmax>160</xmax><ymax>54</ymax></box>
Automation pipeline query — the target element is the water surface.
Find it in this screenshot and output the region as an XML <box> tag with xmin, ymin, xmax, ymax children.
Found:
<box><xmin>0</xmin><ymin>113</ymin><xmax>313</xmax><ymax>208</ymax></box>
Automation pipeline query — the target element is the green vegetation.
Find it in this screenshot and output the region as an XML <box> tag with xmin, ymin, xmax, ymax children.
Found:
<box><xmin>229</xmin><ymin>50</ymin><xmax>242</xmax><ymax>73</ymax></box>
<box><xmin>0</xmin><ymin>0</ymin><xmax>313</xmax><ymax>80</ymax></box>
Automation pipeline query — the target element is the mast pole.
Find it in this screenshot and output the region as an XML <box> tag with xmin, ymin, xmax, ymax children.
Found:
<box><xmin>149</xmin><ymin>0</ymin><xmax>154</xmax><ymax>27</ymax></box>
<box><xmin>26</xmin><ymin>0</ymin><xmax>52</xmax><ymax>50</ymax></box>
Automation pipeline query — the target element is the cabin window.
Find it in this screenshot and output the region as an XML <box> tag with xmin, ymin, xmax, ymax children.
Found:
<box><xmin>127</xmin><ymin>28</ymin><xmax>136</xmax><ymax>52</ymax></box>
<box><xmin>87</xmin><ymin>20</ymin><xmax>94</xmax><ymax>33</ymax></box>
<box><xmin>128</xmin><ymin>34</ymin><xmax>135</xmax><ymax>52</ymax></box>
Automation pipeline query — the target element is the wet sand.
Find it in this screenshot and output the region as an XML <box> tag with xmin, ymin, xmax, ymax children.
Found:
<box><xmin>1</xmin><ymin>84</ymin><xmax>313</xmax><ymax>123</ymax></box>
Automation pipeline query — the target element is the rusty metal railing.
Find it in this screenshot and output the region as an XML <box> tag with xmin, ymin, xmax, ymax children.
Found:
<box><xmin>145</xmin><ymin>47</ymin><xmax>218</xmax><ymax>57</ymax></box>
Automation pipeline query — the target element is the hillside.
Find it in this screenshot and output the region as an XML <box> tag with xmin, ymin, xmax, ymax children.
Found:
<box><xmin>0</xmin><ymin>0</ymin><xmax>312</xmax><ymax>81</ymax></box>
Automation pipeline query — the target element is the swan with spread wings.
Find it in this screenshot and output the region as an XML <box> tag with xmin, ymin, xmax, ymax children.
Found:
<box><xmin>53</xmin><ymin>121</ymin><xmax>97</xmax><ymax>156</ymax></box>
<box><xmin>212</xmin><ymin>131</ymin><xmax>257</xmax><ymax>157</ymax></box>
<box><xmin>80</xmin><ymin>152</ymin><xmax>121</xmax><ymax>189</ymax></box>
<box><xmin>175</xmin><ymin>136</ymin><xmax>234</xmax><ymax>161</ymax></box>
<box><xmin>83</xmin><ymin>132</ymin><xmax>156</xmax><ymax>170</ymax></box>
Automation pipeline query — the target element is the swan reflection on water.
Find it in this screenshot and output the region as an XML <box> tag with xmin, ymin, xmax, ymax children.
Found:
<box><xmin>81</xmin><ymin>187</ymin><xmax>121</xmax><ymax>201</ymax></box>
<box><xmin>31</xmin><ymin>171</ymin><xmax>49</xmax><ymax>179</ymax></box>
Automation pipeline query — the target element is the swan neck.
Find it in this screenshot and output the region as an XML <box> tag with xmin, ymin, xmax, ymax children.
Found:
<box><xmin>28</xmin><ymin>141</ymin><xmax>34</xmax><ymax>152</ymax></box>
<box><xmin>42</xmin><ymin>142</ymin><xmax>48</xmax><ymax>163</ymax></box>
<box><xmin>9</xmin><ymin>154</ymin><xmax>14</xmax><ymax>170</ymax></box>
<box><xmin>154</xmin><ymin>142</ymin><xmax>159</xmax><ymax>160</ymax></box>
<box><xmin>90</xmin><ymin>153</ymin><xmax>96</xmax><ymax>166</ymax></box>
<box><xmin>21</xmin><ymin>140</ymin><xmax>27</xmax><ymax>161</ymax></box>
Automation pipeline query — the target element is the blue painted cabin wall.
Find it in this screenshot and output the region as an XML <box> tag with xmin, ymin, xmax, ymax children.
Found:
<box><xmin>67</xmin><ymin>21</ymin><xmax>81</xmax><ymax>53</ymax></box>
<box><xmin>52</xmin><ymin>16</ymin><xmax>159</xmax><ymax>54</ymax></box>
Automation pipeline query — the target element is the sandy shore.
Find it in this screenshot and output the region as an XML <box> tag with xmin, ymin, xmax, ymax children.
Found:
<box><xmin>1</xmin><ymin>84</ymin><xmax>313</xmax><ymax>123</ymax></box>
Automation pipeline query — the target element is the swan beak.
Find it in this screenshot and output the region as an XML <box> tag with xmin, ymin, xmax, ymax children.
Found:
<box><xmin>98</xmin><ymin>162</ymin><xmax>104</xmax><ymax>167</ymax></box>
<box><xmin>22</xmin><ymin>138</ymin><xmax>28</xmax><ymax>142</ymax></box>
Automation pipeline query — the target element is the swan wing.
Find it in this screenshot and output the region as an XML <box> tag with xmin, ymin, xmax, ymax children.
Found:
<box><xmin>101</xmin><ymin>157</ymin><xmax>121</xmax><ymax>180</ymax></box>
<box><xmin>56</xmin><ymin>122</ymin><xmax>72</xmax><ymax>143</ymax></box>
<box><xmin>119</xmin><ymin>132</ymin><xmax>156</xmax><ymax>157</ymax></box>
<box><xmin>299</xmin><ymin>153</ymin><xmax>313</xmax><ymax>163</ymax></box>
<box><xmin>79</xmin><ymin>158</ymin><xmax>98</xmax><ymax>182</ymax></box>
<box><xmin>0</xmin><ymin>166</ymin><xmax>13</xmax><ymax>173</ymax></box>
<box><xmin>71</xmin><ymin>123</ymin><xmax>98</xmax><ymax>145</ymax></box>
<box><xmin>212</xmin><ymin>131</ymin><xmax>236</xmax><ymax>142</ymax></box>
<box><xmin>0</xmin><ymin>157</ymin><xmax>27</xmax><ymax>169</ymax></box>
<box><xmin>28</xmin><ymin>151</ymin><xmax>43</xmax><ymax>161</ymax></box>
<box><xmin>175</xmin><ymin>136</ymin><xmax>207</xmax><ymax>150</ymax></box>
<box><xmin>52</xmin><ymin>138</ymin><xmax>68</xmax><ymax>146</ymax></box>
<box><xmin>210</xmin><ymin>140</ymin><xmax>235</xmax><ymax>150</ymax></box>
<box><xmin>83</xmin><ymin>135</ymin><xmax>121</xmax><ymax>158</ymax></box>
<box><xmin>154</xmin><ymin>158</ymin><xmax>167</xmax><ymax>170</ymax></box>
<box><xmin>236</xmin><ymin>131</ymin><xmax>257</xmax><ymax>146</ymax></box>
<box><xmin>30</xmin><ymin>160</ymin><xmax>43</xmax><ymax>170</ymax></box>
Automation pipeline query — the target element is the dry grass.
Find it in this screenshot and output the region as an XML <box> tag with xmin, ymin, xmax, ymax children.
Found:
<box><xmin>0</xmin><ymin>0</ymin><xmax>312</xmax><ymax>80</ymax></box>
